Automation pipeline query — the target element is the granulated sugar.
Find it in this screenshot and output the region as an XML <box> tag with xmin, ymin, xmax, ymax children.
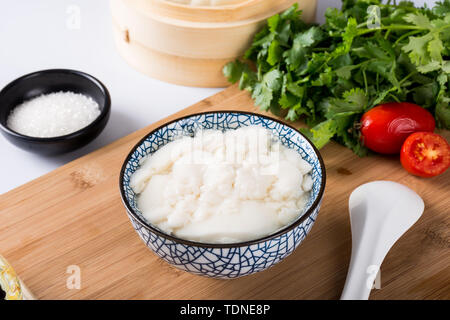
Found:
<box><xmin>7</xmin><ymin>91</ymin><xmax>101</xmax><ymax>138</ymax></box>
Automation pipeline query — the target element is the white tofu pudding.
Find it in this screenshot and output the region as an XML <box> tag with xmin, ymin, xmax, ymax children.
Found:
<box><xmin>130</xmin><ymin>126</ymin><xmax>313</xmax><ymax>244</ymax></box>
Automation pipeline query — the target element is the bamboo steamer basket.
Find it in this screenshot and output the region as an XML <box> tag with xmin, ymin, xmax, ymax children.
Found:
<box><xmin>110</xmin><ymin>0</ymin><xmax>317</xmax><ymax>87</ymax></box>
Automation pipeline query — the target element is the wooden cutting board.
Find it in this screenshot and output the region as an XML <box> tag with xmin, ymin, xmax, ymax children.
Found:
<box><xmin>0</xmin><ymin>85</ymin><xmax>449</xmax><ymax>300</ymax></box>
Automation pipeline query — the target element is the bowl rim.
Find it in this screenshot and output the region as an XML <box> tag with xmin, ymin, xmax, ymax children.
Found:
<box><xmin>0</xmin><ymin>68</ymin><xmax>111</xmax><ymax>143</ymax></box>
<box><xmin>119</xmin><ymin>110</ymin><xmax>326</xmax><ymax>248</ymax></box>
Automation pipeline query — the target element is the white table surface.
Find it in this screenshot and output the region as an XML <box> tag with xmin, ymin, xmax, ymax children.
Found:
<box><xmin>0</xmin><ymin>0</ymin><xmax>435</xmax><ymax>194</ymax></box>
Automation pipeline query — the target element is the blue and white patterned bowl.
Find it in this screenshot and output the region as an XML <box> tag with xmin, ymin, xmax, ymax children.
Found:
<box><xmin>119</xmin><ymin>111</ymin><xmax>326</xmax><ymax>279</ymax></box>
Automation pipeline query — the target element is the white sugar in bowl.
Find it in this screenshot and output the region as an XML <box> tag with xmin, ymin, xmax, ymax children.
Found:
<box><xmin>110</xmin><ymin>0</ymin><xmax>317</xmax><ymax>87</ymax></box>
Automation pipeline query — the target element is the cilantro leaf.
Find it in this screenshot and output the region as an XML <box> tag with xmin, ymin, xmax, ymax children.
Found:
<box><xmin>326</xmin><ymin>88</ymin><xmax>368</xmax><ymax>119</ymax></box>
<box><xmin>223</xmin><ymin>60</ymin><xmax>246</xmax><ymax>84</ymax></box>
<box><xmin>295</xmin><ymin>27</ymin><xmax>324</xmax><ymax>47</ymax></box>
<box><xmin>280</xmin><ymin>3</ymin><xmax>300</xmax><ymax>20</ymax></box>
<box><xmin>402</xmin><ymin>33</ymin><xmax>434</xmax><ymax>65</ymax></box>
<box><xmin>267</xmin><ymin>39</ymin><xmax>282</xmax><ymax>66</ymax></box>
<box><xmin>335</xmin><ymin>65</ymin><xmax>358</xmax><ymax>79</ymax></box>
<box><xmin>404</xmin><ymin>12</ymin><xmax>433</xmax><ymax>29</ymax></box>
<box><xmin>284</xmin><ymin>41</ymin><xmax>308</xmax><ymax>70</ymax></box>
<box><xmin>308</xmin><ymin>119</ymin><xmax>337</xmax><ymax>149</ymax></box>
<box><xmin>435</xmin><ymin>73</ymin><xmax>450</xmax><ymax>128</ymax></box>
<box><xmin>417</xmin><ymin>60</ymin><xmax>442</xmax><ymax>73</ymax></box>
<box><xmin>436</xmin><ymin>98</ymin><xmax>450</xmax><ymax>128</ymax></box>
<box><xmin>428</xmin><ymin>38</ymin><xmax>444</xmax><ymax>61</ymax></box>
<box><xmin>252</xmin><ymin>83</ymin><xmax>272</xmax><ymax>111</ymax></box>
<box><xmin>433</xmin><ymin>0</ymin><xmax>450</xmax><ymax>17</ymax></box>
<box><xmin>251</xmin><ymin>69</ymin><xmax>282</xmax><ymax>110</ymax></box>
<box><xmin>224</xmin><ymin>1</ymin><xmax>450</xmax><ymax>156</ymax></box>
<box><xmin>267</xmin><ymin>14</ymin><xmax>280</xmax><ymax>33</ymax></box>
<box><xmin>443</xmin><ymin>61</ymin><xmax>450</xmax><ymax>73</ymax></box>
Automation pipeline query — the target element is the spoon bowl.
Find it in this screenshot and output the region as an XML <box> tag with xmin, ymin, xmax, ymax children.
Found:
<box><xmin>341</xmin><ymin>181</ymin><xmax>424</xmax><ymax>300</ymax></box>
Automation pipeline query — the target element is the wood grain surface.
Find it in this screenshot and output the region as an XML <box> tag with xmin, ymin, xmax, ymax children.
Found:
<box><xmin>0</xmin><ymin>85</ymin><xmax>449</xmax><ymax>300</ymax></box>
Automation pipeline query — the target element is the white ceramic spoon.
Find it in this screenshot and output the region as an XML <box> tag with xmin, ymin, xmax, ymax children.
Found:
<box><xmin>341</xmin><ymin>181</ymin><xmax>424</xmax><ymax>300</ymax></box>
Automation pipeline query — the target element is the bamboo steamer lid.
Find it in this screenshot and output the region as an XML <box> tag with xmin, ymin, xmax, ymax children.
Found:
<box><xmin>110</xmin><ymin>0</ymin><xmax>317</xmax><ymax>87</ymax></box>
<box><xmin>129</xmin><ymin>0</ymin><xmax>315</xmax><ymax>23</ymax></box>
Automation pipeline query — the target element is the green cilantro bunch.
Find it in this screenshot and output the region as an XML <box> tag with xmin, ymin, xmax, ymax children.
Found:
<box><xmin>223</xmin><ymin>0</ymin><xmax>450</xmax><ymax>155</ymax></box>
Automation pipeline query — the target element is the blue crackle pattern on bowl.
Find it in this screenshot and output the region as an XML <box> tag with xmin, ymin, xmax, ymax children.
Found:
<box><xmin>121</xmin><ymin>112</ymin><xmax>325</xmax><ymax>279</ymax></box>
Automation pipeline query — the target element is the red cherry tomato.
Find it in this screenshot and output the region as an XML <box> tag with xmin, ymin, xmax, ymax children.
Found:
<box><xmin>400</xmin><ymin>132</ymin><xmax>450</xmax><ymax>178</ymax></box>
<box><xmin>360</xmin><ymin>102</ymin><xmax>435</xmax><ymax>154</ymax></box>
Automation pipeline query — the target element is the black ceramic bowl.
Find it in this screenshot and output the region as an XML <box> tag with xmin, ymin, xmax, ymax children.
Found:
<box><xmin>0</xmin><ymin>69</ymin><xmax>111</xmax><ymax>155</ymax></box>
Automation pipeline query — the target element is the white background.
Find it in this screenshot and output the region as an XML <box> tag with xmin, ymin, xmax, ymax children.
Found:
<box><xmin>0</xmin><ymin>0</ymin><xmax>436</xmax><ymax>194</ymax></box>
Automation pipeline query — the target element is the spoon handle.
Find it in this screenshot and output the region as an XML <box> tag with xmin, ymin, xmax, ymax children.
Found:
<box><xmin>340</xmin><ymin>226</ymin><xmax>383</xmax><ymax>300</ymax></box>
<box><xmin>340</xmin><ymin>250</ymin><xmax>381</xmax><ymax>299</ymax></box>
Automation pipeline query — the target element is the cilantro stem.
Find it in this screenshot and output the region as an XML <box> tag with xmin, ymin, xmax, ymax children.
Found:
<box><xmin>399</xmin><ymin>70</ymin><xmax>417</xmax><ymax>85</ymax></box>
<box><xmin>437</xmin><ymin>25</ymin><xmax>450</xmax><ymax>32</ymax></box>
<box><xmin>376</xmin><ymin>73</ymin><xmax>380</xmax><ymax>92</ymax></box>
<box><xmin>357</xmin><ymin>25</ymin><xmax>425</xmax><ymax>36</ymax></box>
<box><xmin>389</xmin><ymin>93</ymin><xmax>400</xmax><ymax>102</ymax></box>
<box><xmin>356</xmin><ymin>22</ymin><xmax>367</xmax><ymax>28</ymax></box>
<box><xmin>394</xmin><ymin>30</ymin><xmax>422</xmax><ymax>45</ymax></box>
<box><xmin>377</xmin><ymin>3</ymin><xmax>417</xmax><ymax>11</ymax></box>
<box><xmin>363</xmin><ymin>69</ymin><xmax>368</xmax><ymax>95</ymax></box>
<box><xmin>359</xmin><ymin>24</ymin><xmax>450</xmax><ymax>37</ymax></box>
